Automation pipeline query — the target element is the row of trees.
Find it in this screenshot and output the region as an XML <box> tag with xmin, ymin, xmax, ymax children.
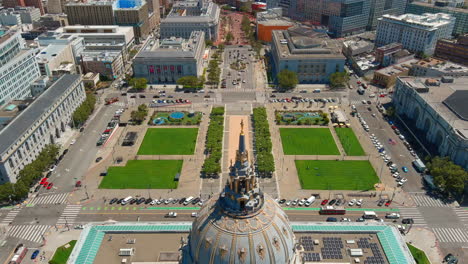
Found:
<box><xmin>131</xmin><ymin>104</ymin><xmax>149</xmax><ymax>125</ymax></box>
<box><xmin>252</xmin><ymin>107</ymin><xmax>275</xmax><ymax>176</ymax></box>
<box><xmin>0</xmin><ymin>144</ymin><xmax>60</xmax><ymax>204</ymax></box>
<box><xmin>427</xmin><ymin>156</ymin><xmax>468</xmax><ymax>197</ymax></box>
<box><xmin>201</xmin><ymin>107</ymin><xmax>225</xmax><ymax>177</ymax></box>
<box><xmin>176</xmin><ymin>76</ymin><xmax>204</xmax><ymax>90</ymax></box>
<box><xmin>240</xmin><ymin>14</ymin><xmax>262</xmax><ymax>55</ymax></box>
<box><xmin>207</xmin><ymin>49</ymin><xmax>223</xmax><ymax>86</ymax></box>
<box><xmin>72</xmin><ymin>93</ymin><xmax>96</xmax><ymax>127</ymax></box>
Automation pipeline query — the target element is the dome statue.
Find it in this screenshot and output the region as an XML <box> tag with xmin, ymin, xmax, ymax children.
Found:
<box><xmin>182</xmin><ymin>121</ymin><xmax>302</xmax><ymax>264</ymax></box>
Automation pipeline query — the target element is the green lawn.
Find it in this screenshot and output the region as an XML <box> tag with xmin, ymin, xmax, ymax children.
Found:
<box><xmin>99</xmin><ymin>160</ymin><xmax>182</xmax><ymax>189</ymax></box>
<box><xmin>407</xmin><ymin>243</ymin><xmax>431</xmax><ymax>264</ymax></box>
<box><xmin>280</xmin><ymin>128</ymin><xmax>340</xmax><ymax>155</ymax></box>
<box><xmin>49</xmin><ymin>240</ymin><xmax>76</xmax><ymax>264</ymax></box>
<box><xmin>295</xmin><ymin>160</ymin><xmax>379</xmax><ymax>190</ymax></box>
<box><xmin>138</xmin><ymin>128</ymin><xmax>198</xmax><ymax>155</ymax></box>
<box><xmin>335</xmin><ymin>127</ymin><xmax>366</xmax><ymax>156</ymax></box>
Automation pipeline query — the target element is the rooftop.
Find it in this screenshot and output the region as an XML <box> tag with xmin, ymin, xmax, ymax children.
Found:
<box><xmin>272</xmin><ymin>26</ymin><xmax>344</xmax><ymax>59</ymax></box>
<box><xmin>380</xmin><ymin>13</ymin><xmax>455</xmax><ymax>29</ymax></box>
<box><xmin>136</xmin><ymin>31</ymin><xmax>203</xmax><ymax>58</ymax></box>
<box><xmin>415</xmin><ymin>58</ymin><xmax>468</xmax><ymax>73</ymax></box>
<box><xmin>376</xmin><ymin>59</ymin><xmax>418</xmax><ymax>76</ymax></box>
<box><xmin>399</xmin><ymin>76</ymin><xmax>468</xmax><ymax>138</ymax></box>
<box><xmin>409</xmin><ymin>1</ymin><xmax>468</xmax><ymax>13</ymax></box>
<box><xmin>162</xmin><ymin>1</ymin><xmax>219</xmax><ymax>23</ymax></box>
<box><xmin>36</xmin><ymin>44</ymin><xmax>69</xmax><ymax>63</ymax></box>
<box><xmin>68</xmin><ymin>222</ymin><xmax>415</xmax><ymax>264</ymax></box>
<box><xmin>81</xmin><ymin>50</ymin><xmax>122</xmax><ymax>62</ymax></box>
<box><xmin>0</xmin><ymin>75</ymin><xmax>81</xmax><ymax>155</ymax></box>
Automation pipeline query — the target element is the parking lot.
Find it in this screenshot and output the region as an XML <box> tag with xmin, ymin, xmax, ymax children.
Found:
<box><xmin>221</xmin><ymin>46</ymin><xmax>257</xmax><ymax>90</ymax></box>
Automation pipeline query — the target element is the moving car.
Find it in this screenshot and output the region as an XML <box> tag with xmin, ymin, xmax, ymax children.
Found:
<box><xmin>326</xmin><ymin>217</ymin><xmax>338</xmax><ymax>222</ymax></box>
<box><xmin>385</xmin><ymin>213</ymin><xmax>400</xmax><ymax>219</ymax></box>
<box><xmin>31</xmin><ymin>249</ymin><xmax>40</xmax><ymax>259</ymax></box>
<box><xmin>385</xmin><ymin>200</ymin><xmax>392</xmax><ymax>207</ymax></box>
<box><xmin>377</xmin><ymin>199</ymin><xmax>385</xmax><ymax>206</ymax></box>
<box><xmin>165</xmin><ymin>212</ymin><xmax>177</xmax><ymax>218</ymax></box>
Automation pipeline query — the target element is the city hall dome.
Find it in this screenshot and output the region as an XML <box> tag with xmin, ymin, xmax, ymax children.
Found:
<box><xmin>182</xmin><ymin>121</ymin><xmax>300</xmax><ymax>264</ymax></box>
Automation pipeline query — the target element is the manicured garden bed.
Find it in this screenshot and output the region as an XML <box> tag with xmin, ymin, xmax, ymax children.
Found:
<box><xmin>138</xmin><ymin>128</ymin><xmax>198</xmax><ymax>155</ymax></box>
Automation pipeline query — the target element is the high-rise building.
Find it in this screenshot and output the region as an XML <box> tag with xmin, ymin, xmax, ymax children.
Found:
<box><xmin>407</xmin><ymin>1</ymin><xmax>468</xmax><ymax>36</ymax></box>
<box><xmin>65</xmin><ymin>0</ymin><xmax>152</xmax><ymax>42</ymax></box>
<box><xmin>0</xmin><ymin>7</ymin><xmax>41</xmax><ymax>26</ymax></box>
<box><xmin>2</xmin><ymin>0</ymin><xmax>44</xmax><ymax>14</ymax></box>
<box><xmin>47</xmin><ymin>0</ymin><xmax>66</xmax><ymax>14</ymax></box>
<box><xmin>367</xmin><ymin>0</ymin><xmax>407</xmax><ymax>30</ymax></box>
<box><xmin>435</xmin><ymin>34</ymin><xmax>468</xmax><ymax>66</ymax></box>
<box><xmin>0</xmin><ymin>29</ymin><xmax>40</xmax><ymax>106</ymax></box>
<box><xmin>375</xmin><ymin>13</ymin><xmax>455</xmax><ymax>55</ymax></box>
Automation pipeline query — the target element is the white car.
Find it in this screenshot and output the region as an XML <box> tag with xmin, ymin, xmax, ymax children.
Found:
<box><xmin>165</xmin><ymin>212</ymin><xmax>177</xmax><ymax>218</ymax></box>
<box><xmin>400</xmin><ymin>178</ymin><xmax>408</xmax><ymax>183</ymax></box>
<box><xmin>356</xmin><ymin>199</ymin><xmax>363</xmax><ymax>206</ymax></box>
<box><xmin>399</xmin><ymin>135</ymin><xmax>405</xmax><ymax>140</ymax></box>
<box><xmin>70</xmin><ymin>139</ymin><xmax>76</xmax><ymax>145</ymax></box>
<box><xmin>49</xmin><ymin>165</ymin><xmax>57</xmax><ymax>172</ymax></box>
<box><xmin>191</xmin><ymin>212</ymin><xmax>198</xmax><ymax>217</ymax></box>
<box><xmin>348</xmin><ymin>199</ymin><xmax>356</xmax><ymax>206</ymax></box>
<box><xmin>165</xmin><ymin>198</ymin><xmax>173</xmax><ymax>204</ymax></box>
<box><xmin>362</xmin><ymin>100</ymin><xmax>367</xmax><ymax>104</ymax></box>
<box><xmin>285</xmin><ymin>200</ymin><xmax>291</xmax><ymax>206</ymax></box>
<box><xmin>341</xmin><ymin>218</ymin><xmax>351</xmax><ymax>222</ymax></box>
<box><xmin>150</xmin><ymin>199</ymin><xmax>158</xmax><ymax>205</ymax></box>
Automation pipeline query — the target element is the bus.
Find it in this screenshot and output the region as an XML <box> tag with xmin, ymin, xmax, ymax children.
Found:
<box><xmin>9</xmin><ymin>246</ymin><xmax>27</xmax><ymax>264</ymax></box>
<box><xmin>319</xmin><ymin>206</ymin><xmax>346</xmax><ymax>215</ymax></box>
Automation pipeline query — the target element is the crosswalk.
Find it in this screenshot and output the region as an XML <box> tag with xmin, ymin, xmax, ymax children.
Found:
<box><xmin>454</xmin><ymin>208</ymin><xmax>468</xmax><ymax>227</ymax></box>
<box><xmin>1</xmin><ymin>208</ymin><xmax>21</xmax><ymax>224</ymax></box>
<box><xmin>6</xmin><ymin>225</ymin><xmax>51</xmax><ymax>243</ymax></box>
<box><xmin>57</xmin><ymin>205</ymin><xmax>81</xmax><ymax>225</ymax></box>
<box><xmin>398</xmin><ymin>207</ymin><xmax>427</xmax><ymax>226</ymax></box>
<box><xmin>433</xmin><ymin>227</ymin><xmax>468</xmax><ymax>244</ymax></box>
<box><xmin>412</xmin><ymin>194</ymin><xmax>452</xmax><ymax>207</ymax></box>
<box><xmin>29</xmin><ymin>193</ymin><xmax>69</xmax><ymax>205</ymax></box>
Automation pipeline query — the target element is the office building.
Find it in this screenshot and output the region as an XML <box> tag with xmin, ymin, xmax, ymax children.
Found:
<box><xmin>0</xmin><ymin>7</ymin><xmax>41</xmax><ymax>26</ymax></box>
<box><xmin>256</xmin><ymin>8</ymin><xmax>294</xmax><ymax>42</ymax></box>
<box><xmin>3</xmin><ymin>0</ymin><xmax>44</xmax><ymax>14</ymax></box>
<box><xmin>435</xmin><ymin>34</ymin><xmax>468</xmax><ymax>66</ymax></box>
<box><xmin>36</xmin><ymin>43</ymin><xmax>75</xmax><ymax>76</ymax></box>
<box><xmin>81</xmin><ymin>50</ymin><xmax>125</xmax><ymax>80</ymax></box>
<box><xmin>47</xmin><ymin>0</ymin><xmax>67</xmax><ymax>14</ymax></box>
<box><xmin>159</xmin><ymin>0</ymin><xmax>220</xmax><ymax>40</ymax></box>
<box><xmin>393</xmin><ymin>76</ymin><xmax>468</xmax><ymax>169</ymax></box>
<box><xmin>367</xmin><ymin>0</ymin><xmax>407</xmax><ymax>30</ymax></box>
<box><xmin>65</xmin><ymin>0</ymin><xmax>151</xmax><ymax>42</ymax></box>
<box><xmin>342</xmin><ymin>40</ymin><xmax>374</xmax><ymax>57</ymax></box>
<box><xmin>411</xmin><ymin>58</ymin><xmax>468</xmax><ymax>77</ymax></box>
<box><xmin>375</xmin><ymin>42</ymin><xmax>415</xmax><ymax>67</ymax></box>
<box><xmin>133</xmin><ymin>31</ymin><xmax>205</xmax><ymax>83</ymax></box>
<box><xmin>372</xmin><ymin>59</ymin><xmax>418</xmax><ymax>88</ymax></box>
<box><xmin>407</xmin><ymin>1</ymin><xmax>468</xmax><ymax>36</ymax></box>
<box><xmin>0</xmin><ymin>75</ymin><xmax>86</xmax><ymax>183</ymax></box>
<box><xmin>32</xmin><ymin>14</ymin><xmax>68</xmax><ymax>31</ymax></box>
<box><xmin>375</xmin><ymin>13</ymin><xmax>455</xmax><ymax>55</ymax></box>
<box><xmin>0</xmin><ymin>29</ymin><xmax>40</xmax><ymax>106</ymax></box>
<box><xmin>271</xmin><ymin>26</ymin><xmax>345</xmax><ymax>84</ymax></box>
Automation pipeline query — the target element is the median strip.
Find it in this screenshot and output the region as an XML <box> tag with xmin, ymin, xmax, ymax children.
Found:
<box><xmin>283</xmin><ymin>207</ymin><xmax>400</xmax><ymax>212</ymax></box>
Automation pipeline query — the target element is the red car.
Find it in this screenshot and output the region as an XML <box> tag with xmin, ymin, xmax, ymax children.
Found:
<box><xmin>385</xmin><ymin>200</ymin><xmax>392</xmax><ymax>207</ymax></box>
<box><xmin>357</xmin><ymin>81</ymin><xmax>361</xmax><ymax>85</ymax></box>
<box><xmin>321</xmin><ymin>199</ymin><xmax>329</xmax><ymax>206</ymax></box>
<box><xmin>43</xmin><ymin>182</ymin><xmax>48</xmax><ymax>188</ymax></box>
<box><xmin>40</xmin><ymin>177</ymin><xmax>47</xmax><ymax>184</ymax></box>
<box><xmin>379</xmin><ymin>94</ymin><xmax>386</xmax><ymax>97</ymax></box>
<box><xmin>47</xmin><ymin>183</ymin><xmax>53</xmax><ymax>190</ymax></box>
<box><xmin>391</xmin><ymin>125</ymin><xmax>397</xmax><ymax>130</ymax></box>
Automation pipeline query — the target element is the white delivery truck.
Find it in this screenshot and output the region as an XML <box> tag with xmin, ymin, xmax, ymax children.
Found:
<box><xmin>121</xmin><ymin>196</ymin><xmax>132</xmax><ymax>205</ymax></box>
<box><xmin>362</xmin><ymin>211</ymin><xmax>377</xmax><ymax>219</ymax></box>
<box><xmin>305</xmin><ymin>196</ymin><xmax>316</xmax><ymax>207</ymax></box>
<box><xmin>184</xmin><ymin>196</ymin><xmax>194</xmax><ymax>205</ymax></box>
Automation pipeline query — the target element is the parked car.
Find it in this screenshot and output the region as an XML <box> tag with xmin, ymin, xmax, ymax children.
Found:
<box><xmin>326</xmin><ymin>217</ymin><xmax>338</xmax><ymax>222</ymax></box>
<box><xmin>348</xmin><ymin>199</ymin><xmax>356</xmax><ymax>206</ymax></box>
<box><xmin>47</xmin><ymin>183</ymin><xmax>53</xmax><ymax>190</ymax></box>
<box><xmin>95</xmin><ymin>157</ymin><xmax>103</xmax><ymax>163</ymax></box>
<box><xmin>31</xmin><ymin>250</ymin><xmax>40</xmax><ymax>259</ymax></box>
<box><xmin>385</xmin><ymin>200</ymin><xmax>392</xmax><ymax>207</ymax></box>
<box><xmin>136</xmin><ymin>198</ymin><xmax>146</xmax><ymax>204</ymax></box>
<box><xmin>402</xmin><ymin>166</ymin><xmax>409</xmax><ymax>173</ymax></box>
<box><xmin>329</xmin><ymin>199</ymin><xmax>336</xmax><ymax>206</ymax></box>
<box><xmin>165</xmin><ymin>212</ymin><xmax>177</xmax><ymax>218</ymax></box>
<box><xmin>109</xmin><ymin>198</ymin><xmax>118</xmax><ymax>204</ymax></box>
<box><xmin>356</xmin><ymin>199</ymin><xmax>363</xmax><ymax>206</ymax></box>
<box><xmin>145</xmin><ymin>198</ymin><xmax>152</xmax><ymax>204</ymax></box>
<box><xmin>377</xmin><ymin>199</ymin><xmax>385</xmax><ymax>206</ymax></box>
<box><xmin>321</xmin><ymin>199</ymin><xmax>329</xmax><ymax>206</ymax></box>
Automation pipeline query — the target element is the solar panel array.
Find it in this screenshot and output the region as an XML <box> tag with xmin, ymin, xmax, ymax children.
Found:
<box><xmin>321</xmin><ymin>237</ymin><xmax>343</xmax><ymax>259</ymax></box>
<box><xmin>300</xmin><ymin>236</ymin><xmax>314</xmax><ymax>251</ymax></box>
<box><xmin>358</xmin><ymin>238</ymin><xmax>386</xmax><ymax>264</ymax></box>
<box><xmin>303</xmin><ymin>252</ymin><xmax>321</xmax><ymax>262</ymax></box>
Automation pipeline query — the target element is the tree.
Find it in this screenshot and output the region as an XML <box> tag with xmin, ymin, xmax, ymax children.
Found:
<box><xmin>277</xmin><ymin>69</ymin><xmax>298</xmax><ymax>90</ymax></box>
<box><xmin>205</xmin><ymin>40</ymin><xmax>213</xmax><ymax>47</ymax></box>
<box><xmin>427</xmin><ymin>156</ymin><xmax>468</xmax><ymax>197</ymax></box>
<box><xmin>239</xmin><ymin>5</ymin><xmax>249</xmax><ymax>12</ymax></box>
<box><xmin>177</xmin><ymin>76</ymin><xmax>203</xmax><ymax>89</ymax></box>
<box><xmin>131</xmin><ymin>104</ymin><xmax>148</xmax><ymax>125</ymax></box>
<box><xmin>129</xmin><ymin>78</ymin><xmax>147</xmax><ymax>91</ymax></box>
<box><xmin>329</xmin><ymin>72</ymin><xmax>350</xmax><ymax>88</ymax></box>
<box><xmin>225</xmin><ymin>32</ymin><xmax>234</xmax><ymax>43</ymax></box>
<box><xmin>386</xmin><ymin>106</ymin><xmax>395</xmax><ymax>117</ymax></box>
